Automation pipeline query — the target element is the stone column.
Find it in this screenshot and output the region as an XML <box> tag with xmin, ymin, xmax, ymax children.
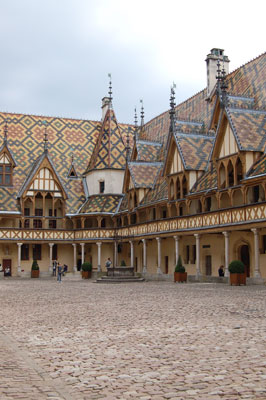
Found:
<box><xmin>17</xmin><ymin>243</ymin><xmax>22</xmax><ymax>275</ymax></box>
<box><xmin>222</xmin><ymin>232</ymin><xmax>230</xmax><ymax>277</ymax></box>
<box><xmin>251</xmin><ymin>228</ymin><xmax>261</xmax><ymax>277</ymax></box>
<box><xmin>80</xmin><ymin>243</ymin><xmax>85</xmax><ymax>265</ymax></box>
<box><xmin>96</xmin><ymin>242</ymin><xmax>102</xmax><ymax>272</ymax></box>
<box><xmin>156</xmin><ymin>237</ymin><xmax>162</xmax><ymax>274</ymax></box>
<box><xmin>173</xmin><ymin>235</ymin><xmax>180</xmax><ymax>265</ymax></box>
<box><xmin>142</xmin><ymin>239</ymin><xmax>147</xmax><ymax>274</ymax></box>
<box><xmin>49</xmin><ymin>243</ymin><xmax>54</xmax><ymax>273</ymax></box>
<box><xmin>194</xmin><ymin>234</ymin><xmax>201</xmax><ymax>277</ymax></box>
<box><xmin>114</xmin><ymin>241</ymin><xmax>118</xmax><ymax>267</ymax></box>
<box><xmin>72</xmin><ymin>244</ymin><xmax>77</xmax><ymax>272</ymax></box>
<box><xmin>129</xmin><ymin>240</ymin><xmax>134</xmax><ymax>268</ymax></box>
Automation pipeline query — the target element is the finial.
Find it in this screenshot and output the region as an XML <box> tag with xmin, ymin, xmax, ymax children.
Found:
<box><xmin>43</xmin><ymin>120</ymin><xmax>48</xmax><ymax>152</ymax></box>
<box><xmin>71</xmin><ymin>153</ymin><xmax>74</xmax><ymax>164</ymax></box>
<box><xmin>134</xmin><ymin>107</ymin><xmax>138</xmax><ymax>128</ymax></box>
<box><xmin>140</xmin><ymin>99</ymin><xmax>144</xmax><ymax>127</ymax></box>
<box><xmin>126</xmin><ymin>128</ymin><xmax>130</xmax><ymax>161</ymax></box>
<box><xmin>216</xmin><ymin>58</ymin><xmax>222</xmax><ymax>94</ymax></box>
<box><xmin>108</xmin><ymin>73</ymin><xmax>113</xmax><ymax>109</ymax></box>
<box><xmin>220</xmin><ymin>65</ymin><xmax>228</xmax><ymax>107</ymax></box>
<box><xmin>169</xmin><ymin>83</ymin><xmax>176</xmax><ymax>133</ymax></box>
<box><xmin>4</xmin><ymin>119</ymin><xmax>8</xmax><ymax>143</ymax></box>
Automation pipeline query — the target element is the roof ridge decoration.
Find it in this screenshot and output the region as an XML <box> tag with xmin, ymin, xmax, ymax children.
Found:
<box><xmin>0</xmin><ymin>120</ymin><xmax>17</xmax><ymax>167</ymax></box>
<box><xmin>67</xmin><ymin>153</ymin><xmax>78</xmax><ymax>179</ymax></box>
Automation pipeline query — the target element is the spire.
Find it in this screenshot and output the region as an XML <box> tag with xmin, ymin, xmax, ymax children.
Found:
<box><xmin>216</xmin><ymin>58</ymin><xmax>222</xmax><ymax>95</ymax></box>
<box><xmin>220</xmin><ymin>62</ymin><xmax>228</xmax><ymax>108</ymax></box>
<box><xmin>43</xmin><ymin>120</ymin><xmax>48</xmax><ymax>153</ymax></box>
<box><xmin>134</xmin><ymin>107</ymin><xmax>138</xmax><ymax>128</ymax></box>
<box><xmin>140</xmin><ymin>99</ymin><xmax>144</xmax><ymax>128</ymax></box>
<box><xmin>126</xmin><ymin>128</ymin><xmax>130</xmax><ymax>161</ymax></box>
<box><xmin>108</xmin><ymin>73</ymin><xmax>113</xmax><ymax>109</ymax></box>
<box><xmin>3</xmin><ymin>120</ymin><xmax>8</xmax><ymax>144</ymax></box>
<box><xmin>169</xmin><ymin>83</ymin><xmax>176</xmax><ymax>133</ymax></box>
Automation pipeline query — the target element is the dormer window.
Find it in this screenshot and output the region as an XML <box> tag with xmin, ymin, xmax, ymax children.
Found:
<box><xmin>0</xmin><ymin>164</ymin><xmax>12</xmax><ymax>185</ymax></box>
<box><xmin>99</xmin><ymin>181</ymin><xmax>105</xmax><ymax>193</ymax></box>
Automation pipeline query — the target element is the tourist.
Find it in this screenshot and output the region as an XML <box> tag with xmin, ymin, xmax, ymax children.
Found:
<box><xmin>57</xmin><ymin>263</ymin><xmax>62</xmax><ymax>282</ymax></box>
<box><xmin>105</xmin><ymin>257</ymin><xmax>112</xmax><ymax>269</ymax></box>
<box><xmin>52</xmin><ymin>259</ymin><xmax>57</xmax><ymax>276</ymax></box>
<box><xmin>218</xmin><ymin>265</ymin><xmax>224</xmax><ymax>277</ymax></box>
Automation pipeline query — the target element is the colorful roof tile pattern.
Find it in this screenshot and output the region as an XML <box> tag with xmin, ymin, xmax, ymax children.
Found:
<box><xmin>175</xmin><ymin>133</ymin><xmax>214</xmax><ymax>171</ymax></box>
<box><xmin>79</xmin><ymin>194</ymin><xmax>122</xmax><ymax>214</ymax></box>
<box><xmin>136</xmin><ymin>140</ymin><xmax>162</xmax><ymax>162</ymax></box>
<box><xmin>139</xmin><ymin>177</ymin><xmax>168</xmax><ymax>207</ymax></box>
<box><xmin>246</xmin><ymin>153</ymin><xmax>266</xmax><ymax>178</ymax></box>
<box><xmin>0</xmin><ymin>113</ymin><xmax>102</xmax><ymax>212</ymax></box>
<box><xmin>87</xmin><ymin>109</ymin><xmax>133</xmax><ymax>171</ymax></box>
<box><xmin>117</xmin><ymin>193</ymin><xmax>128</xmax><ymax>213</ymax></box>
<box><xmin>190</xmin><ymin>165</ymin><xmax>217</xmax><ymax>194</ymax></box>
<box><xmin>227</xmin><ymin>108</ymin><xmax>266</xmax><ymax>151</ymax></box>
<box><xmin>128</xmin><ymin>162</ymin><xmax>163</xmax><ymax>188</ymax></box>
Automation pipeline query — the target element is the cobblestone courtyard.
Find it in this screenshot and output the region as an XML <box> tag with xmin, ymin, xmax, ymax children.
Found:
<box><xmin>1</xmin><ymin>278</ymin><xmax>266</xmax><ymax>400</ymax></box>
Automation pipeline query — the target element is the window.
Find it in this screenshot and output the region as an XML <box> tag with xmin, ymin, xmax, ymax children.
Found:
<box><xmin>52</xmin><ymin>244</ymin><xmax>57</xmax><ymax>260</ymax></box>
<box><xmin>33</xmin><ymin>219</ymin><xmax>42</xmax><ymax>229</ymax></box>
<box><xmin>99</xmin><ymin>181</ymin><xmax>105</xmax><ymax>193</ymax></box>
<box><xmin>35</xmin><ymin>208</ymin><xmax>43</xmax><ymax>216</ymax></box>
<box><xmin>162</xmin><ymin>210</ymin><xmax>167</xmax><ymax>219</ymax></box>
<box><xmin>24</xmin><ymin>219</ymin><xmax>30</xmax><ymax>228</ymax></box>
<box><xmin>49</xmin><ymin>220</ymin><xmax>57</xmax><ymax>229</ymax></box>
<box><xmin>0</xmin><ymin>164</ymin><xmax>12</xmax><ymax>185</ymax></box>
<box><xmin>21</xmin><ymin>244</ymin><xmax>29</xmax><ymax>260</ymax></box>
<box><xmin>24</xmin><ymin>208</ymin><xmax>30</xmax><ymax>216</ymax></box>
<box><xmin>33</xmin><ymin>244</ymin><xmax>42</xmax><ymax>260</ymax></box>
<box><xmin>101</xmin><ymin>218</ymin><xmax>106</xmax><ymax>227</ymax></box>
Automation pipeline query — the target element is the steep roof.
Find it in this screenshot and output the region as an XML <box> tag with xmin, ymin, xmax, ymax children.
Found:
<box><xmin>86</xmin><ymin>108</ymin><xmax>131</xmax><ymax>172</ymax></box>
<box><xmin>78</xmin><ymin>194</ymin><xmax>122</xmax><ymax>215</ymax></box>
<box><xmin>136</xmin><ymin>140</ymin><xmax>162</xmax><ymax>162</ymax></box>
<box><xmin>128</xmin><ymin>162</ymin><xmax>163</xmax><ymax>188</ymax></box>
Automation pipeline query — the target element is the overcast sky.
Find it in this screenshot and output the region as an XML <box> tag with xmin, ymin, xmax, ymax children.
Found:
<box><xmin>0</xmin><ymin>0</ymin><xmax>265</xmax><ymax>124</ymax></box>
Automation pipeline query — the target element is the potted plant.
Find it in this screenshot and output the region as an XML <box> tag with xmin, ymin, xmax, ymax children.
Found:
<box><xmin>174</xmin><ymin>256</ymin><xmax>187</xmax><ymax>283</ymax></box>
<box><xmin>120</xmin><ymin>260</ymin><xmax>126</xmax><ymax>267</ymax></box>
<box><xmin>81</xmin><ymin>262</ymin><xmax>92</xmax><ymax>279</ymax></box>
<box><xmin>31</xmin><ymin>260</ymin><xmax>40</xmax><ymax>278</ymax></box>
<box><xmin>229</xmin><ymin>260</ymin><xmax>246</xmax><ymax>285</ymax></box>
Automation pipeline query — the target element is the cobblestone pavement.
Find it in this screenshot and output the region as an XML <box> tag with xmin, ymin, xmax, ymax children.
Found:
<box><xmin>1</xmin><ymin>278</ymin><xmax>266</xmax><ymax>400</ymax></box>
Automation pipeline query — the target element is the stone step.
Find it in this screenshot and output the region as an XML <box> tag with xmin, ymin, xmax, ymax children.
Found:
<box><xmin>95</xmin><ymin>277</ymin><xmax>145</xmax><ymax>283</ymax></box>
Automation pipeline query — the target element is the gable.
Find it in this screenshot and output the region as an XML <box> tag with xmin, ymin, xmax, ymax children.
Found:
<box><xmin>26</xmin><ymin>167</ymin><xmax>63</xmax><ymax>198</ymax></box>
<box><xmin>219</xmin><ymin>121</ymin><xmax>238</xmax><ymax>158</ymax></box>
<box><xmin>170</xmin><ymin>144</ymin><xmax>184</xmax><ymax>174</ymax></box>
<box><xmin>0</xmin><ymin>152</ymin><xmax>12</xmax><ymax>165</ymax></box>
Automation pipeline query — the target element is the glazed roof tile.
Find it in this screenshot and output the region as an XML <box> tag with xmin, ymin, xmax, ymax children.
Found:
<box><xmin>139</xmin><ymin>177</ymin><xmax>168</xmax><ymax>207</ymax></box>
<box><xmin>190</xmin><ymin>165</ymin><xmax>217</xmax><ymax>194</ymax></box>
<box><xmin>79</xmin><ymin>194</ymin><xmax>122</xmax><ymax>214</ymax></box>
<box><xmin>136</xmin><ymin>140</ymin><xmax>162</xmax><ymax>162</ymax></box>
<box><xmin>128</xmin><ymin>162</ymin><xmax>163</xmax><ymax>188</ymax></box>
<box><xmin>246</xmin><ymin>153</ymin><xmax>266</xmax><ymax>178</ymax></box>
<box><xmin>227</xmin><ymin>108</ymin><xmax>266</xmax><ymax>151</ymax></box>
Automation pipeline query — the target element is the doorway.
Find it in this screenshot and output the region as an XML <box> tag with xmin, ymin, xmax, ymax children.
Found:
<box><xmin>3</xmin><ymin>259</ymin><xmax>12</xmax><ymax>276</ymax></box>
<box><xmin>165</xmin><ymin>256</ymin><xmax>169</xmax><ymax>274</ymax></box>
<box><xmin>205</xmin><ymin>255</ymin><xmax>212</xmax><ymax>275</ymax></box>
<box><xmin>240</xmin><ymin>245</ymin><xmax>250</xmax><ymax>277</ymax></box>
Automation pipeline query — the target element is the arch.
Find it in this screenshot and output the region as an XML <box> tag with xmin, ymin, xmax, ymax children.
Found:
<box><xmin>178</xmin><ymin>201</ymin><xmax>186</xmax><ymax>216</ymax></box>
<box><xmin>247</xmin><ymin>184</ymin><xmax>265</xmax><ymax>204</ymax></box>
<box><xmin>170</xmin><ymin>203</ymin><xmax>177</xmax><ymax>217</ymax></box>
<box><xmin>227</xmin><ymin>160</ymin><xmax>234</xmax><ymax>187</ymax></box>
<box><xmin>236</xmin><ymin>157</ymin><xmax>243</xmax><ymax>185</ymax></box>
<box><xmin>176</xmin><ymin>178</ymin><xmax>181</xmax><ymax>199</ymax></box>
<box><xmin>220</xmin><ymin>192</ymin><xmax>231</xmax><ymax>208</ymax></box>
<box><xmin>182</xmin><ymin>175</ymin><xmax>188</xmax><ymax>197</ymax></box>
<box><xmin>189</xmin><ymin>199</ymin><xmax>202</xmax><ymax>214</ymax></box>
<box><xmin>219</xmin><ymin>162</ymin><xmax>226</xmax><ymax>188</ymax></box>
<box><xmin>169</xmin><ymin>179</ymin><xmax>174</xmax><ymax>200</ymax></box>
<box><xmin>232</xmin><ymin>188</ymin><xmax>244</xmax><ymax>206</ymax></box>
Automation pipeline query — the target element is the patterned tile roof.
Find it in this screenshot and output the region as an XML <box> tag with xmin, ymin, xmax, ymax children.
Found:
<box><xmin>190</xmin><ymin>165</ymin><xmax>217</xmax><ymax>194</ymax></box>
<box><xmin>174</xmin><ymin>133</ymin><xmax>214</xmax><ymax>171</ymax></box>
<box><xmin>139</xmin><ymin>177</ymin><xmax>168</xmax><ymax>207</ymax></box>
<box><xmin>227</xmin><ymin>108</ymin><xmax>266</xmax><ymax>151</ymax></box>
<box><xmin>79</xmin><ymin>194</ymin><xmax>122</xmax><ymax>214</ymax></box>
<box><xmin>246</xmin><ymin>153</ymin><xmax>266</xmax><ymax>178</ymax></box>
<box><xmin>128</xmin><ymin>162</ymin><xmax>163</xmax><ymax>188</ymax></box>
<box><xmin>117</xmin><ymin>193</ymin><xmax>128</xmax><ymax>213</ymax></box>
<box><xmin>0</xmin><ymin>113</ymin><xmax>102</xmax><ymax>212</ymax></box>
<box><xmin>136</xmin><ymin>140</ymin><xmax>162</xmax><ymax>162</ymax></box>
<box><xmin>87</xmin><ymin>109</ymin><xmax>132</xmax><ymax>171</ymax></box>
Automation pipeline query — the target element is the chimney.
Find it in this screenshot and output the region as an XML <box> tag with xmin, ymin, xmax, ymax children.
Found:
<box><xmin>101</xmin><ymin>97</ymin><xmax>110</xmax><ymax>121</ymax></box>
<box><xmin>206</xmin><ymin>48</ymin><xmax>230</xmax><ymax>97</ymax></box>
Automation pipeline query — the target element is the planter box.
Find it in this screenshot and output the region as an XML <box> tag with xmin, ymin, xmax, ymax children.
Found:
<box><xmin>230</xmin><ymin>273</ymin><xmax>246</xmax><ymax>286</ymax></box>
<box><xmin>174</xmin><ymin>272</ymin><xmax>187</xmax><ymax>283</ymax></box>
<box><xmin>82</xmin><ymin>271</ymin><xmax>92</xmax><ymax>279</ymax></box>
<box><xmin>31</xmin><ymin>269</ymin><xmax>39</xmax><ymax>278</ymax></box>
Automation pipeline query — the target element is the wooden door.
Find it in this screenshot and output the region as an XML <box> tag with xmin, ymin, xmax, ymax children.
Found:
<box><xmin>3</xmin><ymin>259</ymin><xmax>12</xmax><ymax>276</ymax></box>
<box><xmin>240</xmin><ymin>245</ymin><xmax>250</xmax><ymax>277</ymax></box>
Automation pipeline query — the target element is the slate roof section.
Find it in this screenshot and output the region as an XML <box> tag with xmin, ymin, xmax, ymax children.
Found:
<box><xmin>139</xmin><ymin>177</ymin><xmax>168</xmax><ymax>207</ymax></box>
<box><xmin>227</xmin><ymin>108</ymin><xmax>266</xmax><ymax>151</ymax></box>
<box><xmin>190</xmin><ymin>165</ymin><xmax>217</xmax><ymax>194</ymax></box>
<box><xmin>136</xmin><ymin>140</ymin><xmax>162</xmax><ymax>162</ymax></box>
<box><xmin>128</xmin><ymin>162</ymin><xmax>163</xmax><ymax>188</ymax></box>
<box><xmin>79</xmin><ymin>194</ymin><xmax>122</xmax><ymax>214</ymax></box>
<box><xmin>174</xmin><ymin>133</ymin><xmax>214</xmax><ymax>171</ymax></box>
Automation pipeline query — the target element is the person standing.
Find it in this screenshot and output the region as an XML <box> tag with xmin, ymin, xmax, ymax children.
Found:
<box><xmin>57</xmin><ymin>262</ymin><xmax>62</xmax><ymax>282</ymax></box>
<box><xmin>52</xmin><ymin>259</ymin><xmax>57</xmax><ymax>277</ymax></box>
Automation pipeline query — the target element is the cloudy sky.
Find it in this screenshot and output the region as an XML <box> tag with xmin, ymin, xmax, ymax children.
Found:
<box><xmin>0</xmin><ymin>0</ymin><xmax>265</xmax><ymax>124</ymax></box>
